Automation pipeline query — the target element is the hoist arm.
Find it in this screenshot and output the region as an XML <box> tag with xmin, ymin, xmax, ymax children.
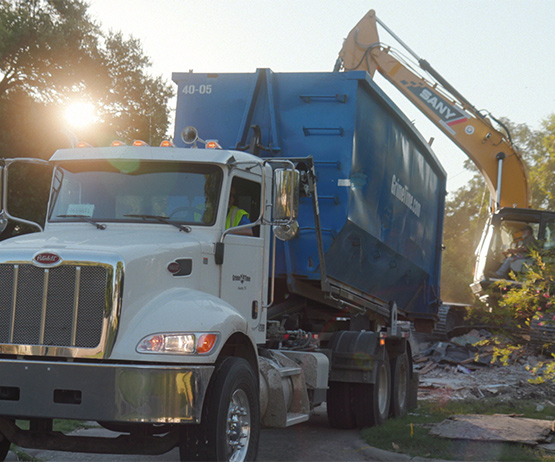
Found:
<box><xmin>336</xmin><ymin>10</ymin><xmax>530</xmax><ymax>209</ymax></box>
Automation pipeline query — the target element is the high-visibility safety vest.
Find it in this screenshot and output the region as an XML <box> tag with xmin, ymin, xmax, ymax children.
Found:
<box><xmin>226</xmin><ymin>206</ymin><xmax>249</xmax><ymax>229</ymax></box>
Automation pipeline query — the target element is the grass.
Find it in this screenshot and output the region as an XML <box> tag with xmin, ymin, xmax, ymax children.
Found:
<box><xmin>10</xmin><ymin>420</ymin><xmax>98</xmax><ymax>460</ymax></box>
<box><xmin>361</xmin><ymin>399</ymin><xmax>555</xmax><ymax>461</ymax></box>
<box><xmin>15</xmin><ymin>419</ymin><xmax>97</xmax><ymax>433</ymax></box>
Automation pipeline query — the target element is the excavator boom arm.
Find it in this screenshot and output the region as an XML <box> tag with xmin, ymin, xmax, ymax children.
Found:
<box><xmin>337</xmin><ymin>10</ymin><xmax>530</xmax><ymax>209</ymax></box>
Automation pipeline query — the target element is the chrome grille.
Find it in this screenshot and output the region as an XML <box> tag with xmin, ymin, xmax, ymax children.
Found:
<box><xmin>0</xmin><ymin>263</ymin><xmax>109</xmax><ymax>348</ymax></box>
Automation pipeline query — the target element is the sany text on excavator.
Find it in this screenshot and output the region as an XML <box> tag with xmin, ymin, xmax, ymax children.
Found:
<box><xmin>336</xmin><ymin>9</ymin><xmax>555</xmax><ymax>297</ymax></box>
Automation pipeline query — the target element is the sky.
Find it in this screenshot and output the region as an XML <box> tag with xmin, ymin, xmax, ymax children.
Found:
<box><xmin>86</xmin><ymin>0</ymin><xmax>555</xmax><ymax>194</ymax></box>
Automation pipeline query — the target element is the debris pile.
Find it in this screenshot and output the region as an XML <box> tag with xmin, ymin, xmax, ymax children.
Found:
<box><xmin>413</xmin><ymin>329</ymin><xmax>555</xmax><ymax>402</ymax></box>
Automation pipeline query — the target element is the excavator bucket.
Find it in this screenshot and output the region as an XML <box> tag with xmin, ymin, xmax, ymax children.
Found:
<box><xmin>337</xmin><ymin>10</ymin><xmax>380</xmax><ymax>76</ymax></box>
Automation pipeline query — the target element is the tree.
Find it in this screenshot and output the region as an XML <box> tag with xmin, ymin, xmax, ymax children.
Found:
<box><xmin>0</xmin><ymin>0</ymin><xmax>103</xmax><ymax>103</ymax></box>
<box><xmin>0</xmin><ymin>0</ymin><xmax>173</xmax><ymax>150</ymax></box>
<box><xmin>528</xmin><ymin>115</ymin><xmax>555</xmax><ymax>210</ymax></box>
<box><xmin>441</xmin><ymin>161</ymin><xmax>489</xmax><ymax>302</ymax></box>
<box><xmin>498</xmin><ymin>118</ymin><xmax>550</xmax><ymax>209</ymax></box>
<box><xmin>96</xmin><ymin>32</ymin><xmax>173</xmax><ymax>145</ymax></box>
<box><xmin>0</xmin><ymin>0</ymin><xmax>174</xmax><ymax>234</ymax></box>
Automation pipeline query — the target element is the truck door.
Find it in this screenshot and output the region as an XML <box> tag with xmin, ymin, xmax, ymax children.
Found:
<box><xmin>220</xmin><ymin>176</ymin><xmax>267</xmax><ymax>343</ymax></box>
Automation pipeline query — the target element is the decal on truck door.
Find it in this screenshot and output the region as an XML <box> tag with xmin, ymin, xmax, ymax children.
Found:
<box><xmin>233</xmin><ymin>273</ymin><xmax>251</xmax><ymax>290</ymax></box>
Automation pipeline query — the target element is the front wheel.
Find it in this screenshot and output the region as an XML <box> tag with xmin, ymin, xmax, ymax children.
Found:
<box><xmin>179</xmin><ymin>357</ymin><xmax>260</xmax><ymax>462</ymax></box>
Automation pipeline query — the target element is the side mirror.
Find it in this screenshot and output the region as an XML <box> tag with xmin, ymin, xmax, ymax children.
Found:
<box><xmin>273</xmin><ymin>168</ymin><xmax>299</xmax><ymax>241</ymax></box>
<box><xmin>273</xmin><ymin>168</ymin><xmax>299</xmax><ymax>220</ymax></box>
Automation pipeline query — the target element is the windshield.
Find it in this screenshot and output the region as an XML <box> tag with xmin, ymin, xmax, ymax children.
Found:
<box><xmin>490</xmin><ymin>220</ymin><xmax>540</xmax><ymax>260</ymax></box>
<box><xmin>49</xmin><ymin>161</ymin><xmax>222</xmax><ymax>225</ymax></box>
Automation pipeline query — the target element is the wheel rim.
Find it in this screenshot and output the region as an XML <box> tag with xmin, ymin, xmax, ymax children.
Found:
<box><xmin>377</xmin><ymin>363</ymin><xmax>389</xmax><ymax>416</ymax></box>
<box><xmin>226</xmin><ymin>388</ymin><xmax>251</xmax><ymax>462</ymax></box>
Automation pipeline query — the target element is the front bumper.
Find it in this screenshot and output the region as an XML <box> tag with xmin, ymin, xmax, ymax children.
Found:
<box><xmin>0</xmin><ymin>359</ymin><xmax>214</xmax><ymax>423</ymax></box>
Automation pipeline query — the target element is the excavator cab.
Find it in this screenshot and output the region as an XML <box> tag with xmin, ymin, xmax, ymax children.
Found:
<box><xmin>472</xmin><ymin>208</ymin><xmax>555</xmax><ymax>296</ymax></box>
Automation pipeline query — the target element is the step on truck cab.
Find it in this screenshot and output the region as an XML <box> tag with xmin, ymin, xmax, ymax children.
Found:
<box><xmin>0</xmin><ymin>69</ymin><xmax>445</xmax><ymax>461</ymax></box>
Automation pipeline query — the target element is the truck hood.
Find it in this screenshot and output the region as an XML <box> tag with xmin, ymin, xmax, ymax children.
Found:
<box><xmin>0</xmin><ymin>224</ymin><xmax>211</xmax><ymax>263</ymax></box>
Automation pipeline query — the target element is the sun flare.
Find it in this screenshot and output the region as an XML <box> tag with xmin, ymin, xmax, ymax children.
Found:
<box><xmin>64</xmin><ymin>102</ymin><xmax>96</xmax><ymax>127</ymax></box>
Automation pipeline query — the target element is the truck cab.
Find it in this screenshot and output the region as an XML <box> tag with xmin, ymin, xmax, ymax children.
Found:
<box><xmin>0</xmin><ymin>144</ymin><xmax>278</xmax><ymax>460</ymax></box>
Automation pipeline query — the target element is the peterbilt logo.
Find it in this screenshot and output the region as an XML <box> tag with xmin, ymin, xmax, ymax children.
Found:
<box><xmin>33</xmin><ymin>252</ymin><xmax>62</xmax><ymax>267</ymax></box>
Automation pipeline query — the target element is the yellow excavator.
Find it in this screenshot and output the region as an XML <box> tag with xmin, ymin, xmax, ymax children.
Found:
<box><xmin>336</xmin><ymin>9</ymin><xmax>555</xmax><ymax>298</ymax></box>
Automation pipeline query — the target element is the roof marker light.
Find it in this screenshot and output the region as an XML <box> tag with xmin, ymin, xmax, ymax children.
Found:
<box><xmin>205</xmin><ymin>140</ymin><xmax>222</xmax><ymax>149</ymax></box>
<box><xmin>76</xmin><ymin>141</ymin><xmax>92</xmax><ymax>148</ymax></box>
<box><xmin>111</xmin><ymin>140</ymin><xmax>126</xmax><ymax>147</ymax></box>
<box><xmin>133</xmin><ymin>140</ymin><xmax>149</xmax><ymax>147</ymax></box>
<box><xmin>160</xmin><ymin>140</ymin><xmax>174</xmax><ymax>147</ymax></box>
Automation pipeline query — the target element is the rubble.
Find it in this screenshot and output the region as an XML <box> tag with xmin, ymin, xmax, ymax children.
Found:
<box><xmin>413</xmin><ymin>329</ymin><xmax>555</xmax><ymax>402</ymax></box>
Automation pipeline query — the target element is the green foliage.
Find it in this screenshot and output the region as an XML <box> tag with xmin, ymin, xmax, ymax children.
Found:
<box><xmin>464</xmin><ymin>248</ymin><xmax>555</xmax><ymax>383</ymax></box>
<box><xmin>494</xmin><ymin>249</ymin><xmax>555</xmax><ymax>331</ymax></box>
<box><xmin>527</xmin><ymin>353</ymin><xmax>555</xmax><ymax>385</ymax></box>
<box><xmin>465</xmin><ymin>249</ymin><xmax>555</xmax><ymax>334</ymax></box>
<box><xmin>500</xmin><ymin>117</ymin><xmax>555</xmax><ymax>211</ymax></box>
<box><xmin>0</xmin><ymin>0</ymin><xmax>102</xmax><ymax>101</ymax></box>
<box><xmin>535</xmin><ymin>115</ymin><xmax>555</xmax><ymax>210</ymax></box>
<box><xmin>97</xmin><ymin>31</ymin><xmax>173</xmax><ymax>145</ymax></box>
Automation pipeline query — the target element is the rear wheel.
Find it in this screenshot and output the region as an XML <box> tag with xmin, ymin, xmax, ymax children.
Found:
<box><xmin>352</xmin><ymin>350</ymin><xmax>391</xmax><ymax>427</ymax></box>
<box><xmin>179</xmin><ymin>357</ymin><xmax>259</xmax><ymax>462</ymax></box>
<box><xmin>390</xmin><ymin>352</ymin><xmax>410</xmax><ymax>418</ymax></box>
<box><xmin>326</xmin><ymin>381</ymin><xmax>356</xmax><ymax>429</ymax></box>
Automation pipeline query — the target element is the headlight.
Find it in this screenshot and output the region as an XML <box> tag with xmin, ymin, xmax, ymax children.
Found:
<box><xmin>137</xmin><ymin>333</ymin><xmax>219</xmax><ymax>355</ymax></box>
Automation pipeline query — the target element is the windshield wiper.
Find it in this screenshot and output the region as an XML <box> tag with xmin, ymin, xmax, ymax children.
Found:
<box><xmin>124</xmin><ymin>214</ymin><xmax>191</xmax><ymax>233</ymax></box>
<box><xmin>56</xmin><ymin>215</ymin><xmax>106</xmax><ymax>230</ymax></box>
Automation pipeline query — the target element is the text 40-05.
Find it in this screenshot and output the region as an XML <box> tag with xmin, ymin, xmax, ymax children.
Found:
<box><xmin>182</xmin><ymin>85</ymin><xmax>212</xmax><ymax>95</ymax></box>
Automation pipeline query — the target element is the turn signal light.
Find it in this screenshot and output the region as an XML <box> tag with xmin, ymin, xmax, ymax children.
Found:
<box><xmin>196</xmin><ymin>334</ymin><xmax>218</xmax><ymax>354</ymax></box>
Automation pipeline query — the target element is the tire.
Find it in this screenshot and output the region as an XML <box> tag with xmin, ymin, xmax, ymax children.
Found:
<box><xmin>390</xmin><ymin>352</ymin><xmax>410</xmax><ymax>418</ymax></box>
<box><xmin>352</xmin><ymin>349</ymin><xmax>391</xmax><ymax>427</ymax></box>
<box><xmin>326</xmin><ymin>381</ymin><xmax>356</xmax><ymax>429</ymax></box>
<box><xmin>0</xmin><ymin>431</ymin><xmax>10</xmax><ymax>461</ymax></box>
<box><xmin>179</xmin><ymin>357</ymin><xmax>260</xmax><ymax>462</ymax></box>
